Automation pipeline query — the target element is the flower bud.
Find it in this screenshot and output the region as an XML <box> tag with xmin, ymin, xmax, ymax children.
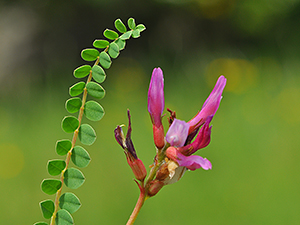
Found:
<box><xmin>148</xmin><ymin>68</ymin><xmax>165</xmax><ymax>149</ymax></box>
<box><xmin>155</xmin><ymin>163</ymin><xmax>169</xmax><ymax>181</ymax></box>
<box><xmin>147</xmin><ymin>180</ymin><xmax>164</xmax><ymax>197</ymax></box>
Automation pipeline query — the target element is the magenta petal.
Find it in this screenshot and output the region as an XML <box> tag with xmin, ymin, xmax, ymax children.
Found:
<box><xmin>148</xmin><ymin>67</ymin><xmax>165</xmax><ymax>126</ymax></box>
<box><xmin>166</xmin><ymin>119</ymin><xmax>189</xmax><ymax>147</ymax></box>
<box><xmin>177</xmin><ymin>153</ymin><xmax>212</xmax><ymax>171</ymax></box>
<box><xmin>188</xmin><ymin>75</ymin><xmax>226</xmax><ymax>133</ymax></box>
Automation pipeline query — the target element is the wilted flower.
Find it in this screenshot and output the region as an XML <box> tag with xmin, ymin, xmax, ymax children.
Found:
<box><xmin>114</xmin><ymin>110</ymin><xmax>147</xmax><ymax>182</ymax></box>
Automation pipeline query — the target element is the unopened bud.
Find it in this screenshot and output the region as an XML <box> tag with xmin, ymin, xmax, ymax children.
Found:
<box><xmin>147</xmin><ymin>180</ymin><xmax>164</xmax><ymax>197</ymax></box>
<box><xmin>155</xmin><ymin>163</ymin><xmax>169</xmax><ymax>181</ymax></box>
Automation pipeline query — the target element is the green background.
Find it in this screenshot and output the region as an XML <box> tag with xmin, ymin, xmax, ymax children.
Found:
<box><xmin>1</xmin><ymin>0</ymin><xmax>300</xmax><ymax>224</ymax></box>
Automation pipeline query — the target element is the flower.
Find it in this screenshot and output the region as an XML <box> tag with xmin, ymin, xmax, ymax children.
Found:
<box><xmin>188</xmin><ymin>75</ymin><xmax>227</xmax><ymax>134</ymax></box>
<box><xmin>148</xmin><ymin>67</ymin><xmax>165</xmax><ymax>149</ymax></box>
<box><xmin>162</xmin><ymin>75</ymin><xmax>226</xmax><ymax>184</ymax></box>
<box><xmin>114</xmin><ymin>110</ymin><xmax>147</xmax><ymax>182</ymax></box>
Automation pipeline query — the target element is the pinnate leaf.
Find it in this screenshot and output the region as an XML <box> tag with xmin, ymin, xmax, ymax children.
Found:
<box><xmin>41</xmin><ymin>179</ymin><xmax>62</xmax><ymax>195</ymax></box>
<box><xmin>62</xmin><ymin>116</ymin><xmax>79</xmax><ymax>133</ymax></box>
<box><xmin>78</xmin><ymin>124</ymin><xmax>96</xmax><ymax>145</ymax></box>
<box><xmin>108</xmin><ymin>42</ymin><xmax>120</xmax><ymax>59</ymax></box>
<box><xmin>103</xmin><ymin>29</ymin><xmax>119</xmax><ymax>40</ymax></box>
<box><xmin>64</xmin><ymin>168</ymin><xmax>85</xmax><ymax>189</ymax></box>
<box><xmin>81</xmin><ymin>48</ymin><xmax>99</xmax><ymax>61</ymax></box>
<box><xmin>55</xmin><ymin>209</ymin><xmax>74</xmax><ymax>225</ymax></box>
<box><xmin>69</xmin><ymin>82</ymin><xmax>85</xmax><ymax>97</ymax></box>
<box><xmin>84</xmin><ymin>101</ymin><xmax>104</xmax><ymax>121</ymax></box>
<box><xmin>115</xmin><ymin>18</ymin><xmax>127</xmax><ymax>33</ymax></box>
<box><xmin>59</xmin><ymin>192</ymin><xmax>81</xmax><ymax>214</ymax></box>
<box><xmin>92</xmin><ymin>65</ymin><xmax>106</xmax><ymax>83</ymax></box>
<box><xmin>56</xmin><ymin>139</ymin><xmax>72</xmax><ymax>156</ymax></box>
<box><xmin>47</xmin><ymin>160</ymin><xmax>66</xmax><ymax>176</ymax></box>
<box><xmin>99</xmin><ymin>51</ymin><xmax>111</xmax><ymax>69</ymax></box>
<box><xmin>73</xmin><ymin>65</ymin><xmax>91</xmax><ymax>78</ymax></box>
<box><xmin>93</xmin><ymin>39</ymin><xmax>109</xmax><ymax>49</ymax></box>
<box><xmin>40</xmin><ymin>199</ymin><xmax>54</xmax><ymax>219</ymax></box>
<box><xmin>86</xmin><ymin>82</ymin><xmax>105</xmax><ymax>99</ymax></box>
<box><xmin>71</xmin><ymin>146</ymin><xmax>91</xmax><ymax>168</ymax></box>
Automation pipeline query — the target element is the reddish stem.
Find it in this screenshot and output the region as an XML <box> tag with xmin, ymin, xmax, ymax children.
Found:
<box><xmin>126</xmin><ymin>181</ymin><xmax>146</xmax><ymax>225</ymax></box>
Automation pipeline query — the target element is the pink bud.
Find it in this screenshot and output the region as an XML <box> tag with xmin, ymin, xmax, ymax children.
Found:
<box><xmin>148</xmin><ymin>68</ymin><xmax>165</xmax><ymax>149</ymax></box>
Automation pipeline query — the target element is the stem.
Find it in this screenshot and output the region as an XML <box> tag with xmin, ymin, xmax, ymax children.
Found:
<box><xmin>50</xmin><ymin>58</ymin><xmax>99</xmax><ymax>225</ymax></box>
<box><xmin>126</xmin><ymin>182</ymin><xmax>146</xmax><ymax>225</ymax></box>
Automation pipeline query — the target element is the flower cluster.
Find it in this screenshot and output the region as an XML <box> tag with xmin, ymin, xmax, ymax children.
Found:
<box><xmin>115</xmin><ymin>67</ymin><xmax>226</xmax><ymax>196</ymax></box>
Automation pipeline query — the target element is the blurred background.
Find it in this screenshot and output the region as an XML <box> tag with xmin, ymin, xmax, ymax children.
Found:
<box><xmin>1</xmin><ymin>0</ymin><xmax>300</xmax><ymax>224</ymax></box>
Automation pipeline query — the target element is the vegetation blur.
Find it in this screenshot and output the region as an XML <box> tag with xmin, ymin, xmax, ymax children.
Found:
<box><xmin>1</xmin><ymin>0</ymin><xmax>300</xmax><ymax>224</ymax></box>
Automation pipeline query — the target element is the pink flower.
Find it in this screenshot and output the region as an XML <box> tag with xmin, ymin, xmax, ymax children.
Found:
<box><xmin>188</xmin><ymin>75</ymin><xmax>226</xmax><ymax>134</ymax></box>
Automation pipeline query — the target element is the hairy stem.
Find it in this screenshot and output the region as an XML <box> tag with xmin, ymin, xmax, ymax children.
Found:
<box><xmin>50</xmin><ymin>58</ymin><xmax>99</xmax><ymax>225</ymax></box>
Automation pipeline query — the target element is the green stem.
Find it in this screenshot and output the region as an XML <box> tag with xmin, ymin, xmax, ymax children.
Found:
<box><xmin>50</xmin><ymin>58</ymin><xmax>99</xmax><ymax>225</ymax></box>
